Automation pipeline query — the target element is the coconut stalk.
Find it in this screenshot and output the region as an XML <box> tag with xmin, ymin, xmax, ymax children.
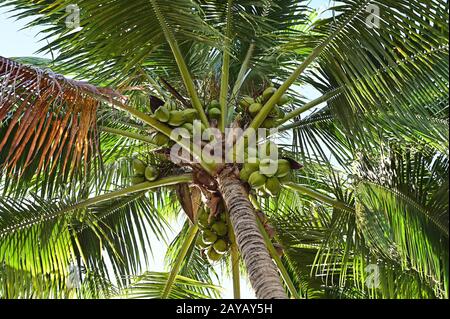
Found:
<box><xmin>161</xmin><ymin>223</ymin><xmax>199</xmax><ymax>299</ymax></box>
<box><xmin>149</xmin><ymin>0</ymin><xmax>209</xmax><ymax>127</ymax></box>
<box><xmin>219</xmin><ymin>0</ymin><xmax>233</xmax><ymax>132</ymax></box>
<box><xmin>226</xmin><ymin>212</ymin><xmax>241</xmax><ymax>299</ymax></box>
<box><xmin>100</xmin><ymin>126</ymin><xmax>156</xmax><ymax>144</ymax></box>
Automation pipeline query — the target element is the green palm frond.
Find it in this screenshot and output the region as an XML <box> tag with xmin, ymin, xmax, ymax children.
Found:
<box><xmin>164</xmin><ymin>220</ymin><xmax>219</xmax><ymax>297</ymax></box>
<box><xmin>123</xmin><ymin>271</ymin><xmax>221</xmax><ymax>299</ymax></box>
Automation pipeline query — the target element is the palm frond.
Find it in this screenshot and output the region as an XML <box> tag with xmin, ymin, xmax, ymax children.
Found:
<box><xmin>0</xmin><ymin>56</ymin><xmax>110</xmax><ymax>194</ymax></box>
<box><xmin>123</xmin><ymin>271</ymin><xmax>221</xmax><ymax>299</ymax></box>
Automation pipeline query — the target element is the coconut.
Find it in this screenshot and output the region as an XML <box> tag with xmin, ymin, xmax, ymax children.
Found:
<box><xmin>154</xmin><ymin>106</ymin><xmax>170</xmax><ymax>122</ymax></box>
<box><xmin>261</xmin><ymin>118</ymin><xmax>276</xmax><ymax>128</ymax></box>
<box><xmin>277</xmin><ymin>94</ymin><xmax>290</xmax><ymax>105</ymax></box>
<box><xmin>144</xmin><ymin>165</ymin><xmax>158</xmax><ymax>182</ymax></box>
<box><xmin>196</xmin><ymin>236</ymin><xmax>209</xmax><ymax>249</ymax></box>
<box><xmin>243</xmin><ymin>158</ymin><xmax>260</xmax><ymax>173</ymax></box>
<box><xmin>278</xmin><ymin>173</ymin><xmax>291</xmax><ymax>184</ymax></box>
<box><xmin>209</xmin><ymin>99</ymin><xmax>221</xmax><ymax>110</ymax></box>
<box><xmin>202</xmin><ymin>229</ymin><xmax>218</xmax><ymax>245</ymax></box>
<box><xmin>268</xmin><ymin>105</ymin><xmax>281</xmax><ymax>118</ymax></box>
<box><xmin>131</xmin><ymin>176</ymin><xmax>145</xmax><ymax>185</ymax></box>
<box><xmin>248</xmin><ymin>103</ymin><xmax>262</xmax><ymax>117</ymax></box>
<box><xmin>182</xmin><ymin>109</ymin><xmax>198</xmax><ymax>122</ymax></box>
<box><xmin>168</xmin><ymin>111</ymin><xmax>186</xmax><ymax>127</ymax></box>
<box><xmin>259</xmin><ymin>158</ymin><xmax>278</xmax><ymax>177</ymax></box>
<box><xmin>164</xmin><ymin>100</ymin><xmax>177</xmax><ymax>111</ymax></box>
<box><xmin>211</xmin><ymin>221</ymin><xmax>228</xmax><ymax>236</ymax></box>
<box><xmin>265</xmin><ymin>176</ymin><xmax>281</xmax><ymax>197</ymax></box>
<box><xmin>239</xmin><ymin>167</ymin><xmax>252</xmax><ymax>182</ymax></box>
<box><xmin>276</xmin><ymin>159</ymin><xmax>291</xmax><ymax>178</ymax></box>
<box><xmin>208</xmin><ymin>107</ymin><xmax>221</xmax><ymax>119</ymax></box>
<box><xmin>207</xmin><ymin>247</ymin><xmax>222</xmax><ymax>262</ymax></box>
<box><xmin>262</xmin><ymin>87</ymin><xmax>277</xmax><ymax>102</ymax></box>
<box><xmin>198</xmin><ymin>215</ymin><xmax>210</xmax><ymax>229</ymax></box>
<box><xmin>132</xmin><ymin>158</ymin><xmax>146</xmax><ymax>175</ymax></box>
<box><xmin>182</xmin><ymin>123</ymin><xmax>194</xmax><ymax>132</ymax></box>
<box><xmin>213</xmin><ymin>239</ymin><xmax>228</xmax><ymax>254</ymax></box>
<box><xmin>151</xmin><ymin>132</ymin><xmax>170</xmax><ymax>146</ymax></box>
<box><xmin>239</xmin><ymin>96</ymin><xmax>254</xmax><ymax>108</ymax></box>
<box><xmin>248</xmin><ymin>171</ymin><xmax>267</xmax><ymax>189</ymax></box>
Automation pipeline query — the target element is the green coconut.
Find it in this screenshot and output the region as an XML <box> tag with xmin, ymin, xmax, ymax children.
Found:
<box><xmin>168</xmin><ymin>111</ymin><xmax>186</xmax><ymax>127</ymax></box>
<box><xmin>209</xmin><ymin>99</ymin><xmax>221</xmax><ymax>109</ymax></box>
<box><xmin>277</xmin><ymin>94</ymin><xmax>290</xmax><ymax>105</ymax></box>
<box><xmin>151</xmin><ymin>132</ymin><xmax>170</xmax><ymax>146</ymax></box>
<box><xmin>239</xmin><ymin>96</ymin><xmax>254</xmax><ymax>108</ymax></box>
<box><xmin>261</xmin><ymin>118</ymin><xmax>276</xmax><ymax>128</ymax></box>
<box><xmin>269</xmin><ymin>105</ymin><xmax>281</xmax><ymax>118</ymax></box>
<box><xmin>164</xmin><ymin>100</ymin><xmax>177</xmax><ymax>111</ymax></box>
<box><xmin>208</xmin><ymin>107</ymin><xmax>221</xmax><ymax>119</ymax></box>
<box><xmin>154</xmin><ymin>106</ymin><xmax>170</xmax><ymax>122</ymax></box>
<box><xmin>202</xmin><ymin>229</ymin><xmax>218</xmax><ymax>245</ymax></box>
<box><xmin>248</xmin><ymin>103</ymin><xmax>262</xmax><ymax>117</ymax></box>
<box><xmin>211</xmin><ymin>221</ymin><xmax>228</xmax><ymax>236</ymax></box>
<box><xmin>259</xmin><ymin>158</ymin><xmax>278</xmax><ymax>177</ymax></box>
<box><xmin>265</xmin><ymin>176</ymin><xmax>281</xmax><ymax>197</ymax></box>
<box><xmin>278</xmin><ymin>173</ymin><xmax>291</xmax><ymax>184</ymax></box>
<box><xmin>213</xmin><ymin>239</ymin><xmax>228</xmax><ymax>254</ymax></box>
<box><xmin>262</xmin><ymin>87</ymin><xmax>277</xmax><ymax>102</ymax></box>
<box><xmin>207</xmin><ymin>246</ymin><xmax>222</xmax><ymax>262</ymax></box>
<box><xmin>182</xmin><ymin>109</ymin><xmax>198</xmax><ymax>122</ymax></box>
<box><xmin>196</xmin><ymin>236</ymin><xmax>209</xmax><ymax>249</ymax></box>
<box><xmin>131</xmin><ymin>176</ymin><xmax>145</xmax><ymax>185</ymax></box>
<box><xmin>144</xmin><ymin>165</ymin><xmax>158</xmax><ymax>182</ymax></box>
<box><xmin>182</xmin><ymin>123</ymin><xmax>194</xmax><ymax>132</ymax></box>
<box><xmin>239</xmin><ymin>167</ymin><xmax>252</xmax><ymax>182</ymax></box>
<box><xmin>276</xmin><ymin>159</ymin><xmax>291</xmax><ymax>178</ymax></box>
<box><xmin>197</xmin><ymin>211</ymin><xmax>210</xmax><ymax>229</ymax></box>
<box><xmin>248</xmin><ymin>171</ymin><xmax>267</xmax><ymax>189</ymax></box>
<box><xmin>243</xmin><ymin>158</ymin><xmax>260</xmax><ymax>173</ymax></box>
<box><xmin>132</xmin><ymin>158</ymin><xmax>146</xmax><ymax>175</ymax></box>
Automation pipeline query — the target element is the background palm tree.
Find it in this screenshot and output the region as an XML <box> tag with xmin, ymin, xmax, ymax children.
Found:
<box><xmin>0</xmin><ymin>0</ymin><xmax>448</xmax><ymax>299</ymax></box>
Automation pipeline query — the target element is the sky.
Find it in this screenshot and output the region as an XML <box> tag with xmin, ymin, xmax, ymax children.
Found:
<box><xmin>0</xmin><ymin>0</ymin><xmax>331</xmax><ymax>299</ymax></box>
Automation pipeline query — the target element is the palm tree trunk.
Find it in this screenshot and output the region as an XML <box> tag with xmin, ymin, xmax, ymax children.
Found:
<box><xmin>218</xmin><ymin>168</ymin><xmax>287</xmax><ymax>299</ymax></box>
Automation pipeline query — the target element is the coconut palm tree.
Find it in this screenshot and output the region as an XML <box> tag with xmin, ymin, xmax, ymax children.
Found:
<box><xmin>0</xmin><ymin>0</ymin><xmax>448</xmax><ymax>299</ymax></box>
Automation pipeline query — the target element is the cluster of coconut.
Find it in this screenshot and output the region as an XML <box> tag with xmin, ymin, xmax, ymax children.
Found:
<box><xmin>206</xmin><ymin>100</ymin><xmax>221</xmax><ymax>121</ymax></box>
<box><xmin>150</xmin><ymin>101</ymin><xmax>200</xmax><ymax>146</ymax></box>
<box><xmin>131</xmin><ymin>158</ymin><xmax>159</xmax><ymax>184</ymax></box>
<box><xmin>239</xmin><ymin>148</ymin><xmax>291</xmax><ymax>197</ymax></box>
<box><xmin>196</xmin><ymin>208</ymin><xmax>230</xmax><ymax>262</ymax></box>
<box><xmin>238</xmin><ymin>85</ymin><xmax>289</xmax><ymax>128</ymax></box>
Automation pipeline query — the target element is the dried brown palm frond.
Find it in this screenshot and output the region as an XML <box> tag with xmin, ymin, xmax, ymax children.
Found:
<box><xmin>0</xmin><ymin>56</ymin><xmax>112</xmax><ymax>185</ymax></box>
